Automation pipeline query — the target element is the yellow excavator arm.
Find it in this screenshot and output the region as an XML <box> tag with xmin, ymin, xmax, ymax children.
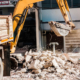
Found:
<box><xmin>49</xmin><ymin>0</ymin><xmax>75</xmax><ymax>36</ymax></box>
<box><xmin>10</xmin><ymin>0</ymin><xmax>43</xmax><ymax>53</ymax></box>
<box><xmin>56</xmin><ymin>0</ymin><xmax>75</xmax><ymax>29</ymax></box>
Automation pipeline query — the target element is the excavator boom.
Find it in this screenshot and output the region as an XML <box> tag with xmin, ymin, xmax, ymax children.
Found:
<box><xmin>49</xmin><ymin>0</ymin><xmax>75</xmax><ymax>36</ymax></box>
<box><xmin>10</xmin><ymin>0</ymin><xmax>43</xmax><ymax>53</ymax></box>
<box><xmin>56</xmin><ymin>0</ymin><xmax>75</xmax><ymax>29</ymax></box>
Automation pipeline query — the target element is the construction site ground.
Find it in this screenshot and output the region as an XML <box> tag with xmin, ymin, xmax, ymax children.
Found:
<box><xmin>3</xmin><ymin>47</ymin><xmax>80</xmax><ymax>80</ymax></box>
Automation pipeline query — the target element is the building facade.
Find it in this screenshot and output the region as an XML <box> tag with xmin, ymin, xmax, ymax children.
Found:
<box><xmin>0</xmin><ymin>0</ymin><xmax>15</xmax><ymax>15</ymax></box>
<box><xmin>36</xmin><ymin>0</ymin><xmax>80</xmax><ymax>52</ymax></box>
<box><xmin>1</xmin><ymin>0</ymin><xmax>80</xmax><ymax>52</ymax></box>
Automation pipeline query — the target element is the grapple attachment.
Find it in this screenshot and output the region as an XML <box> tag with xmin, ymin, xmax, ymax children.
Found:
<box><xmin>48</xmin><ymin>21</ymin><xmax>71</xmax><ymax>36</ymax></box>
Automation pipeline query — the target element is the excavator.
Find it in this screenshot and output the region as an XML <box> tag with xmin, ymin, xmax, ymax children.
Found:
<box><xmin>0</xmin><ymin>0</ymin><xmax>75</xmax><ymax>79</ymax></box>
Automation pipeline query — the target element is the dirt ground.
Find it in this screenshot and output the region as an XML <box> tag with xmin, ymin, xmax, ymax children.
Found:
<box><xmin>3</xmin><ymin>64</ymin><xmax>80</xmax><ymax>80</ymax></box>
<box><xmin>3</xmin><ymin>51</ymin><xmax>80</xmax><ymax>80</ymax></box>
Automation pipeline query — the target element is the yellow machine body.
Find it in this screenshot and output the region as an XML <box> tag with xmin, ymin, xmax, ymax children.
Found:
<box><xmin>10</xmin><ymin>0</ymin><xmax>43</xmax><ymax>53</ymax></box>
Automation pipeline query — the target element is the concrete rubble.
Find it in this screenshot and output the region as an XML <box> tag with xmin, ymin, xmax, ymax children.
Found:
<box><xmin>3</xmin><ymin>50</ymin><xmax>80</xmax><ymax>80</ymax></box>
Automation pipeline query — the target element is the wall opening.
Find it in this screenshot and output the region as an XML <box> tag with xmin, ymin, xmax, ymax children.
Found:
<box><xmin>17</xmin><ymin>12</ymin><xmax>36</xmax><ymax>51</ymax></box>
<box><xmin>46</xmin><ymin>31</ymin><xmax>64</xmax><ymax>51</ymax></box>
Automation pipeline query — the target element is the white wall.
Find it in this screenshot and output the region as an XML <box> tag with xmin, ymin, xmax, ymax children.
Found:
<box><xmin>41</xmin><ymin>22</ymin><xmax>80</xmax><ymax>31</ymax></box>
<box><xmin>41</xmin><ymin>23</ymin><xmax>51</xmax><ymax>31</ymax></box>
<box><xmin>40</xmin><ymin>8</ymin><xmax>80</xmax><ymax>30</ymax></box>
<box><xmin>40</xmin><ymin>8</ymin><xmax>80</xmax><ymax>22</ymax></box>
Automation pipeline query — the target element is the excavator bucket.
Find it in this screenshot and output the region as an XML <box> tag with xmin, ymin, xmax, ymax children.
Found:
<box><xmin>48</xmin><ymin>21</ymin><xmax>71</xmax><ymax>36</ymax></box>
<box><xmin>26</xmin><ymin>0</ymin><xmax>44</xmax><ymax>4</ymax></box>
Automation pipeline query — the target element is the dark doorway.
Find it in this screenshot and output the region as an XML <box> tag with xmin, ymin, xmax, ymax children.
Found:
<box><xmin>0</xmin><ymin>9</ymin><xmax>2</xmax><ymax>15</ymax></box>
<box><xmin>17</xmin><ymin>12</ymin><xmax>36</xmax><ymax>51</ymax></box>
<box><xmin>46</xmin><ymin>31</ymin><xmax>63</xmax><ymax>50</ymax></box>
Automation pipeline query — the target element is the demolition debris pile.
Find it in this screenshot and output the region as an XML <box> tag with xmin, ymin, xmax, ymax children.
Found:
<box><xmin>10</xmin><ymin>50</ymin><xmax>80</xmax><ymax>80</ymax></box>
<box><xmin>23</xmin><ymin>50</ymin><xmax>79</xmax><ymax>74</ymax></box>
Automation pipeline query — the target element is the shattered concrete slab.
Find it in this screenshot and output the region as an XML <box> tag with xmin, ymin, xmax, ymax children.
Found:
<box><xmin>9</xmin><ymin>50</ymin><xmax>80</xmax><ymax>80</ymax></box>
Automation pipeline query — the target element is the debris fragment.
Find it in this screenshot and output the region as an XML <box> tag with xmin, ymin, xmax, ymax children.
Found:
<box><xmin>52</xmin><ymin>59</ymin><xmax>60</xmax><ymax>69</ymax></box>
<box><xmin>25</xmin><ymin>55</ymin><xmax>32</xmax><ymax>63</ymax></box>
<box><xmin>32</xmin><ymin>69</ymin><xmax>41</xmax><ymax>74</ymax></box>
<box><xmin>28</xmin><ymin>60</ymin><xmax>41</xmax><ymax>69</ymax></box>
